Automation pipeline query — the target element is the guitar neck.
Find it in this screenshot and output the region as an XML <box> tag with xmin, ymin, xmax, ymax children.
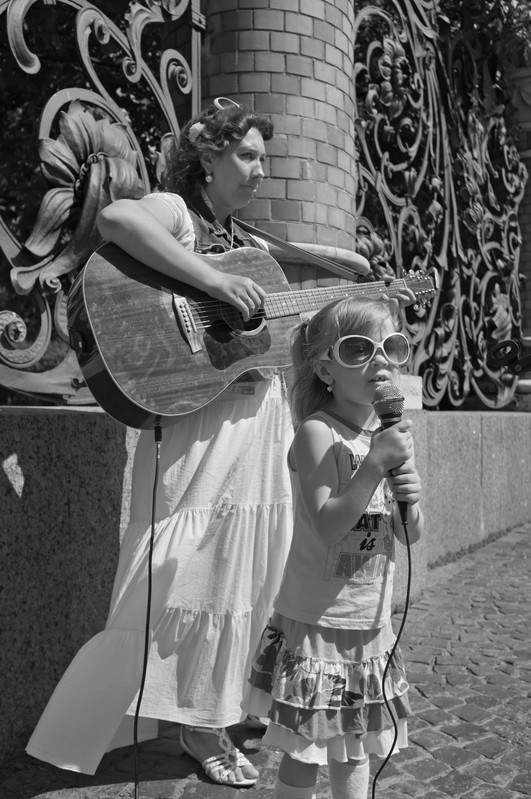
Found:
<box><xmin>263</xmin><ymin>278</ymin><xmax>410</xmax><ymax>320</ymax></box>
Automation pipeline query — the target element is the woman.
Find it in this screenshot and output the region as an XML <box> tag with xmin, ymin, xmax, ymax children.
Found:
<box><xmin>26</xmin><ymin>98</ymin><xmax>294</xmax><ymax>786</ymax></box>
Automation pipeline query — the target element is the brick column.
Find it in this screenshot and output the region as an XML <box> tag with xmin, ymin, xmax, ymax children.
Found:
<box><xmin>201</xmin><ymin>0</ymin><xmax>361</xmax><ymax>286</ymax></box>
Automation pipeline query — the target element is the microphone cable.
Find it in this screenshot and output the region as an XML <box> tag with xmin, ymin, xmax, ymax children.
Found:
<box><xmin>133</xmin><ymin>416</ymin><xmax>162</xmax><ymax>799</ymax></box>
<box><xmin>371</xmin><ymin>514</ymin><xmax>412</xmax><ymax>798</ymax></box>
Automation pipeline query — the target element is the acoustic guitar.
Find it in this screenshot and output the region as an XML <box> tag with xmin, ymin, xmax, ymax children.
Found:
<box><xmin>67</xmin><ymin>243</ymin><xmax>438</xmax><ymax>429</ymax></box>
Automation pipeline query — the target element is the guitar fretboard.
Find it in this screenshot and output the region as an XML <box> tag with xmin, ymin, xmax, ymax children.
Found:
<box><xmin>263</xmin><ymin>278</ymin><xmax>410</xmax><ymax>319</ymax></box>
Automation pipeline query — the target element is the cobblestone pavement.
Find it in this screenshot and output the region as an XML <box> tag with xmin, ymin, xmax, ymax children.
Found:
<box><xmin>2</xmin><ymin>523</ymin><xmax>531</xmax><ymax>799</ymax></box>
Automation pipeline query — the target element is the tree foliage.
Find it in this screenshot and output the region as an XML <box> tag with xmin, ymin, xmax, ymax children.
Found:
<box><xmin>438</xmin><ymin>0</ymin><xmax>531</xmax><ymax>66</ymax></box>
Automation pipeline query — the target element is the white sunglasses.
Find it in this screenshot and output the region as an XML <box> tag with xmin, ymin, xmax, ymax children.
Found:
<box><xmin>327</xmin><ymin>333</ymin><xmax>410</xmax><ymax>368</ymax></box>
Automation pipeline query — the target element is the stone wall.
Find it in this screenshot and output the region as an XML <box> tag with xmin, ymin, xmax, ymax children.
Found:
<box><xmin>1</xmin><ymin>406</ymin><xmax>531</xmax><ymax>769</ymax></box>
<box><xmin>0</xmin><ymin>408</ymin><xmax>138</xmax><ymax>771</ymax></box>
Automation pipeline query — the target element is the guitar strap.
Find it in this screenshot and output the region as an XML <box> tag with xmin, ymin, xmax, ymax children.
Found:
<box><xmin>235</xmin><ymin>218</ymin><xmax>371</xmax><ymax>279</ymax></box>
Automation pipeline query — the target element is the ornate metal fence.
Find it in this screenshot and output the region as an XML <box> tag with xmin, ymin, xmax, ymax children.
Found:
<box><xmin>0</xmin><ymin>0</ymin><xmax>528</xmax><ymax>408</ymax></box>
<box><xmin>0</xmin><ymin>0</ymin><xmax>203</xmax><ymax>403</ymax></box>
<box><xmin>353</xmin><ymin>0</ymin><xmax>528</xmax><ymax>408</ymax></box>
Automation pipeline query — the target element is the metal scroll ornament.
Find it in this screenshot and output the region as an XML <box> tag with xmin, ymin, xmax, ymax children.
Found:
<box><xmin>0</xmin><ymin>0</ymin><xmax>528</xmax><ymax>409</ymax></box>
<box><xmin>353</xmin><ymin>0</ymin><xmax>528</xmax><ymax>408</ymax></box>
<box><xmin>0</xmin><ymin>0</ymin><xmax>202</xmax><ymax>402</ymax></box>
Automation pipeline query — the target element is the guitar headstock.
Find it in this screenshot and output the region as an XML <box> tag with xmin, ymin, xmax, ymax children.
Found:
<box><xmin>402</xmin><ymin>268</ymin><xmax>439</xmax><ymax>308</ymax></box>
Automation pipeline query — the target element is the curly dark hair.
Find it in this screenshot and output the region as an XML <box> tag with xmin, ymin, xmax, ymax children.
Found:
<box><xmin>162</xmin><ymin>100</ymin><xmax>274</xmax><ymax>197</ymax></box>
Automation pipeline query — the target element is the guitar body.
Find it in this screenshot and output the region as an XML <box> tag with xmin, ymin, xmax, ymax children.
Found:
<box><xmin>67</xmin><ymin>244</ymin><xmax>295</xmax><ymax>428</ymax></box>
<box><xmin>68</xmin><ymin>242</ymin><xmax>438</xmax><ymax>429</ymax></box>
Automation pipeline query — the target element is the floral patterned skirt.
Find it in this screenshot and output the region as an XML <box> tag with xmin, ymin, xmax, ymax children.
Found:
<box><xmin>242</xmin><ymin>612</ymin><xmax>412</xmax><ymax>765</ymax></box>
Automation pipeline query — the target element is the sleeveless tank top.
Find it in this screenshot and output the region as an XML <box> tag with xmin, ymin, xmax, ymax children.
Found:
<box><xmin>274</xmin><ymin>410</ymin><xmax>396</xmax><ymax>630</ymax></box>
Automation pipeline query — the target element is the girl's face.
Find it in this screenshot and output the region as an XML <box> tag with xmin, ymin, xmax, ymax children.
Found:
<box><xmin>316</xmin><ymin>318</ymin><xmax>403</xmax><ymax>421</ymax></box>
<box><xmin>203</xmin><ymin>127</ymin><xmax>266</xmax><ymax>221</ymax></box>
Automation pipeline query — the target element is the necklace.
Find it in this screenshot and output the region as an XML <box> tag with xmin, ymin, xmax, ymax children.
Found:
<box><xmin>199</xmin><ymin>187</ymin><xmax>235</xmax><ymax>250</ymax></box>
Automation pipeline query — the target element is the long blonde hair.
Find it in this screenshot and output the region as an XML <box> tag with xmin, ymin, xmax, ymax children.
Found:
<box><xmin>290</xmin><ymin>296</ymin><xmax>402</xmax><ymax>427</ymax></box>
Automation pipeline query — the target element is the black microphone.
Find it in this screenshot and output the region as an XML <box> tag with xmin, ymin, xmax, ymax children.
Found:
<box><xmin>372</xmin><ymin>383</ymin><xmax>408</xmax><ymax>525</ymax></box>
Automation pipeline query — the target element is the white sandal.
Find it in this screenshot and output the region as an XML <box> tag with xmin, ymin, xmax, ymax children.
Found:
<box><xmin>180</xmin><ymin>725</ymin><xmax>258</xmax><ymax>787</ymax></box>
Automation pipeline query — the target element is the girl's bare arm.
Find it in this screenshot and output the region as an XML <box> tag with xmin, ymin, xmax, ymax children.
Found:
<box><xmin>292</xmin><ymin>417</ymin><xmax>416</xmax><ymax>545</ymax></box>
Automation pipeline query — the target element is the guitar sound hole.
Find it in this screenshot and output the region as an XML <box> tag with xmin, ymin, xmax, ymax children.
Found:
<box><xmin>204</xmin><ymin>322</ymin><xmax>271</xmax><ymax>369</ymax></box>
<box><xmin>220</xmin><ymin>308</ymin><xmax>266</xmax><ymax>336</ymax></box>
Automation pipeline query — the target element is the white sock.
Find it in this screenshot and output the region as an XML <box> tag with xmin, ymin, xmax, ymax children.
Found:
<box><xmin>274</xmin><ymin>776</ymin><xmax>317</xmax><ymax>799</ymax></box>
<box><xmin>329</xmin><ymin>757</ymin><xmax>370</xmax><ymax>799</ymax></box>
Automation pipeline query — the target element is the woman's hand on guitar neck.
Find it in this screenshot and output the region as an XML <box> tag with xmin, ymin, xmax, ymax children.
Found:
<box><xmin>382</xmin><ymin>287</ymin><xmax>416</xmax><ymax>309</ymax></box>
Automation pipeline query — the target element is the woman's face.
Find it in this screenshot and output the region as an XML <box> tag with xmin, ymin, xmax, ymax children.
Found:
<box><xmin>204</xmin><ymin>127</ymin><xmax>266</xmax><ymax>220</ymax></box>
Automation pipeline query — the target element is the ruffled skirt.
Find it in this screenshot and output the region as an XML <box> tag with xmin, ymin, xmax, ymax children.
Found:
<box><xmin>243</xmin><ymin>612</ymin><xmax>411</xmax><ymax>765</ymax></box>
<box><xmin>27</xmin><ymin>376</ymin><xmax>293</xmax><ymax>774</ymax></box>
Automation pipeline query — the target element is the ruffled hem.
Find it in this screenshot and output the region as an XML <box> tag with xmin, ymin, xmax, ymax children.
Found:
<box><xmin>127</xmin><ymin>605</ymin><xmax>258</xmax><ymax>727</ymax></box>
<box><xmin>244</xmin><ymin>622</ymin><xmax>412</xmax><ymax>747</ymax></box>
<box><xmin>249</xmin><ymin>624</ymin><xmax>409</xmax><ymax>708</ymax></box>
<box><xmin>104</xmin><ymin>502</ymin><xmax>293</xmax><ymax>727</ymax></box>
<box><xmin>269</xmin><ymin>690</ymin><xmax>410</xmax><ymax>740</ymax></box>
<box><xmin>263</xmin><ymin>719</ymin><xmax>408</xmax><ymax>765</ymax></box>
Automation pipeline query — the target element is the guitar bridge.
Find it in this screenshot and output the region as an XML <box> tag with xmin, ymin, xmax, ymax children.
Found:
<box><xmin>173</xmin><ymin>294</ymin><xmax>203</xmax><ymax>353</ymax></box>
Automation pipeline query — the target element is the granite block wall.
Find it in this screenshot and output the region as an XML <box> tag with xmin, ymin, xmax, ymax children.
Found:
<box><xmin>0</xmin><ymin>408</ymin><xmax>139</xmax><ymax>771</ymax></box>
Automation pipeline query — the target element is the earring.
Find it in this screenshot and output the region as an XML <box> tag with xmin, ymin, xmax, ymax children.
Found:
<box><xmin>205</xmin><ymin>174</ymin><xmax>213</xmax><ymax>183</ymax></box>
<box><xmin>326</xmin><ymin>384</ymin><xmax>333</xmax><ymax>393</ymax></box>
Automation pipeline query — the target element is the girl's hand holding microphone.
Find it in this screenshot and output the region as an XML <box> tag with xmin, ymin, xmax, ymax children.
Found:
<box><xmin>367</xmin><ymin>420</ymin><xmax>423</xmax><ymax>543</ymax></box>
<box><xmin>367</xmin><ymin>419</ymin><xmax>414</xmax><ymax>477</ymax></box>
<box><xmin>387</xmin><ymin>459</ymin><xmax>422</xmax><ymax>507</ymax></box>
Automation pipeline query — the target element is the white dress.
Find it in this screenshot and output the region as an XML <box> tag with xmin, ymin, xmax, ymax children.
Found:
<box><xmin>26</xmin><ymin>193</ymin><xmax>294</xmax><ymax>775</ymax></box>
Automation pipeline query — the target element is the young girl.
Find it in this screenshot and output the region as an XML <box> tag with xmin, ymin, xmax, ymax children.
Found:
<box><xmin>243</xmin><ymin>296</ymin><xmax>424</xmax><ymax>799</ymax></box>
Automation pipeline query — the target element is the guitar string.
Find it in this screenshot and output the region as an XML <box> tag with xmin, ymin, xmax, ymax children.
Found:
<box><xmin>189</xmin><ymin>299</ymin><xmax>428</xmax><ymax>328</ymax></box>
<box><xmin>185</xmin><ymin>283</ymin><xmax>409</xmax><ymax>320</ymax></box>
<box><xmin>183</xmin><ymin>280</ymin><xmax>433</xmax><ymax>330</ymax></box>
<box><xmin>190</xmin><ymin>295</ymin><xmax>429</xmax><ymax>325</ymax></box>
<box><xmin>186</xmin><ymin>277</ymin><xmax>431</xmax><ymax>317</ymax></box>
